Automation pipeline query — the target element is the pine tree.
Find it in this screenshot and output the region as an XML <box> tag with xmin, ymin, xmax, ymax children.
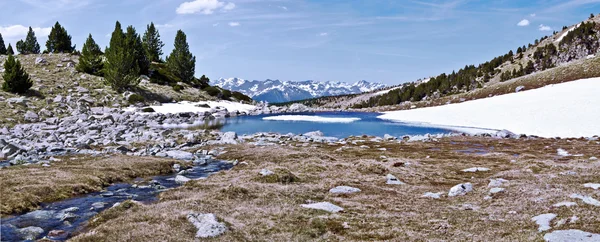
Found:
<box><xmin>591</xmin><ymin>13</ymin><xmax>595</xmax><ymax>19</ymax></box>
<box><xmin>77</xmin><ymin>34</ymin><xmax>104</xmax><ymax>75</ymax></box>
<box><xmin>124</xmin><ymin>26</ymin><xmax>149</xmax><ymax>75</ymax></box>
<box><xmin>103</xmin><ymin>21</ymin><xmax>139</xmax><ymax>92</ymax></box>
<box><xmin>16</xmin><ymin>27</ymin><xmax>40</xmax><ymax>54</ymax></box>
<box><xmin>142</xmin><ymin>22</ymin><xmax>165</xmax><ymax>63</ymax></box>
<box><xmin>0</xmin><ymin>33</ymin><xmax>6</xmax><ymax>55</ymax></box>
<box><xmin>166</xmin><ymin>30</ymin><xmax>196</xmax><ymax>83</ymax></box>
<box><xmin>2</xmin><ymin>54</ymin><xmax>33</xmax><ymax>94</ymax></box>
<box><xmin>46</xmin><ymin>21</ymin><xmax>75</xmax><ymax>53</ymax></box>
<box><xmin>7</xmin><ymin>44</ymin><xmax>14</xmax><ymax>55</ymax></box>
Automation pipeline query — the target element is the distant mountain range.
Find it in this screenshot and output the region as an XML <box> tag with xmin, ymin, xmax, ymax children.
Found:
<box><xmin>213</xmin><ymin>78</ymin><xmax>386</xmax><ymax>103</ymax></box>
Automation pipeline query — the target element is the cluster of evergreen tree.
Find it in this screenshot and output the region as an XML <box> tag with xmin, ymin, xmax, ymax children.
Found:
<box><xmin>46</xmin><ymin>22</ymin><xmax>76</xmax><ymax>53</ymax></box>
<box><xmin>2</xmin><ymin>55</ymin><xmax>32</xmax><ymax>94</ymax></box>
<box><xmin>352</xmin><ymin>19</ymin><xmax>599</xmax><ymax>108</ymax></box>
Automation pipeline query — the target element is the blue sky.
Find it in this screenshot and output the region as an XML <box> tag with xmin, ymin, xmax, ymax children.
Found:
<box><xmin>0</xmin><ymin>0</ymin><xmax>598</xmax><ymax>84</ymax></box>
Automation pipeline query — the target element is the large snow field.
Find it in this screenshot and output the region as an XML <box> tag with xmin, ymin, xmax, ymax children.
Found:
<box><xmin>378</xmin><ymin>77</ymin><xmax>600</xmax><ymax>138</ymax></box>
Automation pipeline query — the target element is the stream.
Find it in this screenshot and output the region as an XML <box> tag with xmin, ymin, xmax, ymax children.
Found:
<box><xmin>0</xmin><ymin>161</ymin><xmax>233</xmax><ymax>241</ymax></box>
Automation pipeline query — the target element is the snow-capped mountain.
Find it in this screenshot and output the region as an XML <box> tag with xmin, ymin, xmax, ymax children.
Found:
<box><xmin>213</xmin><ymin>78</ymin><xmax>386</xmax><ymax>103</ymax></box>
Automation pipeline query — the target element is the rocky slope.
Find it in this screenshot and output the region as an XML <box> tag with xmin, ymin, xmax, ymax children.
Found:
<box><xmin>285</xmin><ymin>15</ymin><xmax>600</xmax><ymax>110</ymax></box>
<box><xmin>213</xmin><ymin>78</ymin><xmax>386</xmax><ymax>103</ymax></box>
<box><xmin>0</xmin><ymin>54</ymin><xmax>247</xmax><ymax>125</ymax></box>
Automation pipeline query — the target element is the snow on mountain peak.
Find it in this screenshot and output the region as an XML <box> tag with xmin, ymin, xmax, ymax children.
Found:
<box><xmin>214</xmin><ymin>78</ymin><xmax>386</xmax><ymax>103</ymax></box>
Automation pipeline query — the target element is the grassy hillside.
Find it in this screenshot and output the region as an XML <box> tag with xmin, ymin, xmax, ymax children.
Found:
<box><xmin>282</xmin><ymin>15</ymin><xmax>600</xmax><ymax>111</ymax></box>
<box><xmin>0</xmin><ymin>54</ymin><xmax>251</xmax><ymax>125</ymax></box>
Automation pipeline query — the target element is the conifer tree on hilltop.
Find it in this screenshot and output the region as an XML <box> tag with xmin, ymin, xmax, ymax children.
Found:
<box><xmin>7</xmin><ymin>44</ymin><xmax>14</xmax><ymax>55</ymax></box>
<box><xmin>142</xmin><ymin>22</ymin><xmax>165</xmax><ymax>63</ymax></box>
<box><xmin>77</xmin><ymin>34</ymin><xmax>104</xmax><ymax>76</ymax></box>
<box><xmin>2</xmin><ymin>54</ymin><xmax>33</xmax><ymax>94</ymax></box>
<box><xmin>0</xmin><ymin>33</ymin><xmax>7</xmax><ymax>55</ymax></box>
<box><xmin>125</xmin><ymin>26</ymin><xmax>149</xmax><ymax>75</ymax></box>
<box><xmin>103</xmin><ymin>21</ymin><xmax>139</xmax><ymax>92</ymax></box>
<box><xmin>16</xmin><ymin>27</ymin><xmax>40</xmax><ymax>54</ymax></box>
<box><xmin>46</xmin><ymin>21</ymin><xmax>75</xmax><ymax>53</ymax></box>
<box><xmin>166</xmin><ymin>30</ymin><xmax>196</xmax><ymax>84</ymax></box>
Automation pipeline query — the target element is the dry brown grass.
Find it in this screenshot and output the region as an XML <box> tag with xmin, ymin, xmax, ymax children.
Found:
<box><xmin>71</xmin><ymin>137</ymin><xmax>600</xmax><ymax>241</ymax></box>
<box><xmin>0</xmin><ymin>155</ymin><xmax>182</xmax><ymax>216</ymax></box>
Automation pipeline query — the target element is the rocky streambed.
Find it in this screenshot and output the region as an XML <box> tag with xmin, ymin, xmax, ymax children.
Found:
<box><xmin>0</xmin><ymin>160</ymin><xmax>233</xmax><ymax>241</ymax></box>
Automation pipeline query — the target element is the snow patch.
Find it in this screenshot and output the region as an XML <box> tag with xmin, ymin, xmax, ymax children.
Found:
<box><xmin>377</xmin><ymin>78</ymin><xmax>600</xmax><ymax>138</ymax></box>
<box><xmin>263</xmin><ymin>115</ymin><xmax>360</xmax><ymax>123</ymax></box>
<box><xmin>555</xmin><ymin>23</ymin><xmax>581</xmax><ymax>43</ymax></box>
<box><xmin>126</xmin><ymin>101</ymin><xmax>256</xmax><ymax>114</ymax></box>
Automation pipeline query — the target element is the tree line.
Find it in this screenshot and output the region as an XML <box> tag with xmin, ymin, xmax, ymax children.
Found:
<box><xmin>1</xmin><ymin>21</ymin><xmax>204</xmax><ymax>94</ymax></box>
<box><xmin>352</xmin><ymin>16</ymin><xmax>599</xmax><ymax>109</ymax></box>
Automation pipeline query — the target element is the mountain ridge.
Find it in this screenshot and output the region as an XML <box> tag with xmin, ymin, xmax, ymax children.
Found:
<box><xmin>212</xmin><ymin>78</ymin><xmax>386</xmax><ymax>103</ymax></box>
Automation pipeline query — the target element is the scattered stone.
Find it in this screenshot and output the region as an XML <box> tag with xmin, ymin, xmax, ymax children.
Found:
<box><xmin>515</xmin><ymin>85</ymin><xmax>525</xmax><ymax>92</ymax></box>
<box><xmin>583</xmin><ymin>183</ymin><xmax>600</xmax><ymax>190</ymax></box>
<box><xmin>462</xmin><ymin>167</ymin><xmax>490</xmax><ymax>172</ymax></box>
<box><xmin>488</xmin><ymin>178</ymin><xmax>508</xmax><ymax>187</ymax></box>
<box><xmin>166</xmin><ymin>150</ymin><xmax>194</xmax><ymax>160</ymax></box>
<box><xmin>489</xmin><ymin>187</ymin><xmax>505</xmax><ymax>194</ymax></box>
<box><xmin>7</xmin><ymin>97</ymin><xmax>28</xmax><ymax>107</ymax></box>
<box><xmin>220</xmin><ymin>132</ymin><xmax>238</xmax><ymax>144</ymax></box>
<box><xmin>24</xmin><ymin>111</ymin><xmax>39</xmax><ymax>122</ymax></box>
<box><xmin>47</xmin><ymin>229</ymin><xmax>68</xmax><ymax>239</ymax></box>
<box><xmin>259</xmin><ymin>169</ymin><xmax>274</xmax><ymax>176</ymax></box>
<box><xmin>187</xmin><ymin>213</ymin><xmax>227</xmax><ymax>238</ymax></box>
<box><xmin>532</xmin><ymin>213</ymin><xmax>556</xmax><ymax>232</ymax></box>
<box><xmin>543</xmin><ymin>229</ymin><xmax>600</xmax><ymax>242</ymax></box>
<box><xmin>590</xmin><ymin>156</ymin><xmax>598</xmax><ymax>160</ymax></box>
<box><xmin>301</xmin><ymin>202</ymin><xmax>344</xmax><ymax>213</ymax></box>
<box><xmin>448</xmin><ymin>183</ymin><xmax>473</xmax><ymax>197</ymax></box>
<box><xmin>422</xmin><ymin>192</ymin><xmax>444</xmax><ymax>199</ymax></box>
<box><xmin>569</xmin><ymin>194</ymin><xmax>600</xmax><ymax>206</ymax></box>
<box><xmin>556</xmin><ymin>148</ymin><xmax>570</xmax><ymax>157</ymax></box>
<box><xmin>175</xmin><ymin>175</ymin><xmax>191</xmax><ymax>184</ymax></box>
<box><xmin>91</xmin><ymin>202</ymin><xmax>106</xmax><ymax>210</ymax></box>
<box><xmin>76</xmin><ymin>86</ymin><xmax>89</xmax><ymax>93</ymax></box>
<box><xmin>35</xmin><ymin>57</ymin><xmax>47</xmax><ymax>65</ymax></box>
<box><xmin>329</xmin><ymin>186</ymin><xmax>361</xmax><ymax>194</ymax></box>
<box><xmin>386</xmin><ymin>174</ymin><xmax>405</xmax><ymax>185</ymax></box>
<box><xmin>173</xmin><ymin>164</ymin><xmax>181</xmax><ymax>172</ymax></box>
<box><xmin>17</xmin><ymin>226</ymin><xmax>44</xmax><ymax>240</ymax></box>
<box><xmin>552</xmin><ymin>201</ymin><xmax>577</xmax><ymax>207</ymax></box>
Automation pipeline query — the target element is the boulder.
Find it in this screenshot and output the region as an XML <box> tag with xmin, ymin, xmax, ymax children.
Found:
<box><xmin>515</xmin><ymin>86</ymin><xmax>525</xmax><ymax>92</ymax></box>
<box><xmin>488</xmin><ymin>178</ymin><xmax>508</xmax><ymax>187</ymax></box>
<box><xmin>532</xmin><ymin>213</ymin><xmax>556</xmax><ymax>232</ymax></box>
<box><xmin>386</xmin><ymin>174</ymin><xmax>404</xmax><ymax>185</ymax></box>
<box><xmin>543</xmin><ymin>229</ymin><xmax>600</xmax><ymax>242</ymax></box>
<box><xmin>301</xmin><ymin>202</ymin><xmax>344</xmax><ymax>213</ymax></box>
<box><xmin>259</xmin><ymin>169</ymin><xmax>274</xmax><ymax>176</ymax></box>
<box><xmin>7</xmin><ymin>97</ymin><xmax>28</xmax><ymax>107</ymax></box>
<box><xmin>17</xmin><ymin>226</ymin><xmax>44</xmax><ymax>240</ymax></box>
<box><xmin>175</xmin><ymin>175</ymin><xmax>191</xmax><ymax>184</ymax></box>
<box><xmin>166</xmin><ymin>150</ymin><xmax>194</xmax><ymax>160</ymax></box>
<box><xmin>35</xmin><ymin>57</ymin><xmax>47</xmax><ymax>65</ymax></box>
<box><xmin>187</xmin><ymin>213</ymin><xmax>227</xmax><ymax>238</ymax></box>
<box><xmin>448</xmin><ymin>183</ymin><xmax>473</xmax><ymax>197</ymax></box>
<box><xmin>329</xmin><ymin>186</ymin><xmax>361</xmax><ymax>194</ymax></box>
<box><xmin>220</xmin><ymin>132</ymin><xmax>238</xmax><ymax>144</ymax></box>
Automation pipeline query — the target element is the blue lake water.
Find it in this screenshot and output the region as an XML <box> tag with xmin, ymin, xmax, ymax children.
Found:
<box><xmin>220</xmin><ymin>112</ymin><xmax>455</xmax><ymax>138</ymax></box>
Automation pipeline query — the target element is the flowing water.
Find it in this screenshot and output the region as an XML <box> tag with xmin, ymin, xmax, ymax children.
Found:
<box><xmin>0</xmin><ymin>161</ymin><xmax>233</xmax><ymax>241</ymax></box>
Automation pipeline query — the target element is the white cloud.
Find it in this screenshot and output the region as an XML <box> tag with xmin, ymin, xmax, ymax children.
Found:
<box><xmin>176</xmin><ymin>0</ymin><xmax>235</xmax><ymax>15</ymax></box>
<box><xmin>517</xmin><ymin>19</ymin><xmax>530</xmax><ymax>26</ymax></box>
<box><xmin>229</xmin><ymin>22</ymin><xmax>240</xmax><ymax>27</ymax></box>
<box><xmin>530</xmin><ymin>13</ymin><xmax>536</xmax><ymax>17</ymax></box>
<box><xmin>539</xmin><ymin>24</ymin><xmax>552</xmax><ymax>31</ymax></box>
<box><xmin>0</xmin><ymin>25</ymin><xmax>51</xmax><ymax>40</ymax></box>
<box><xmin>213</xmin><ymin>23</ymin><xmax>220</xmax><ymax>27</ymax></box>
<box><xmin>156</xmin><ymin>24</ymin><xmax>174</xmax><ymax>29</ymax></box>
<box><xmin>278</xmin><ymin>6</ymin><xmax>288</xmax><ymax>11</ymax></box>
<box><xmin>318</xmin><ymin>32</ymin><xmax>328</xmax><ymax>36</ymax></box>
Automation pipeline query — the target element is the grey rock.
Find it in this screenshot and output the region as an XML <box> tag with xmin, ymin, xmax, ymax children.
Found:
<box><xmin>76</xmin><ymin>86</ymin><xmax>89</xmax><ymax>93</ymax></box>
<box><xmin>166</xmin><ymin>150</ymin><xmax>194</xmax><ymax>160</ymax></box>
<box><xmin>24</xmin><ymin>111</ymin><xmax>39</xmax><ymax>122</ymax></box>
<box><xmin>329</xmin><ymin>186</ymin><xmax>361</xmax><ymax>194</ymax></box>
<box><xmin>543</xmin><ymin>229</ymin><xmax>600</xmax><ymax>242</ymax></box>
<box><xmin>17</xmin><ymin>226</ymin><xmax>44</xmax><ymax>240</ymax></box>
<box><xmin>187</xmin><ymin>213</ymin><xmax>227</xmax><ymax>238</ymax></box>
<box><xmin>259</xmin><ymin>168</ymin><xmax>274</xmax><ymax>176</ymax></box>
<box><xmin>35</xmin><ymin>57</ymin><xmax>47</xmax><ymax>65</ymax></box>
<box><xmin>301</xmin><ymin>202</ymin><xmax>344</xmax><ymax>213</ymax></box>
<box><xmin>448</xmin><ymin>183</ymin><xmax>473</xmax><ymax>197</ymax></box>
<box><xmin>175</xmin><ymin>175</ymin><xmax>191</xmax><ymax>184</ymax></box>
<box><xmin>7</xmin><ymin>97</ymin><xmax>28</xmax><ymax>107</ymax></box>
<box><xmin>386</xmin><ymin>174</ymin><xmax>404</xmax><ymax>185</ymax></box>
